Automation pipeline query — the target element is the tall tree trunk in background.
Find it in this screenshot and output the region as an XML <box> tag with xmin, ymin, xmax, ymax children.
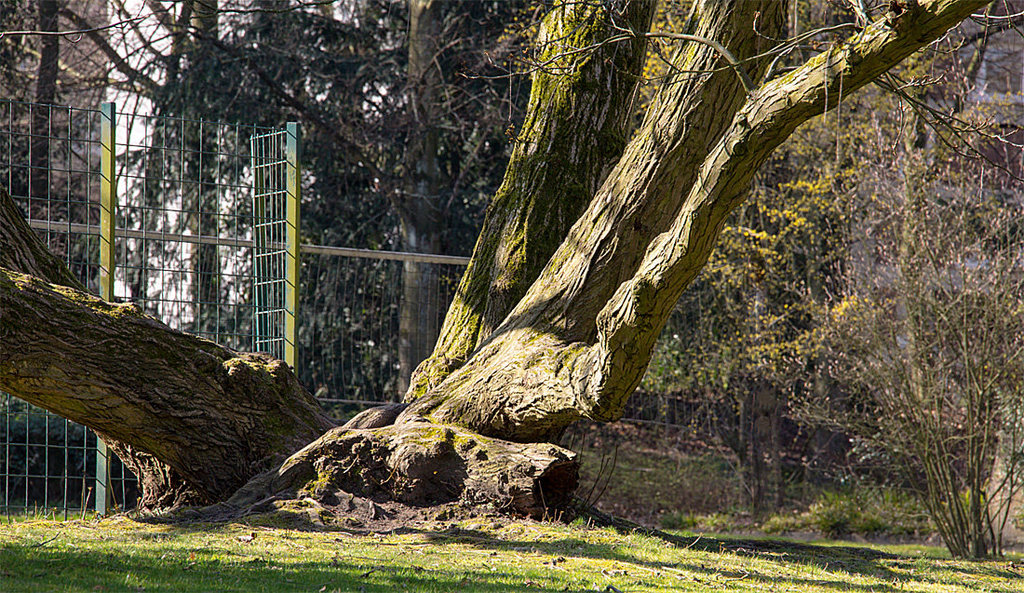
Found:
<box><xmin>1</xmin><ymin>0</ymin><xmax>990</xmax><ymax>517</ymax></box>
<box><xmin>186</xmin><ymin>0</ymin><xmax>223</xmax><ymax>339</ymax></box>
<box><xmin>396</xmin><ymin>0</ymin><xmax>446</xmax><ymax>396</ymax></box>
<box><xmin>29</xmin><ymin>0</ymin><xmax>59</xmax><ymax>202</ymax></box>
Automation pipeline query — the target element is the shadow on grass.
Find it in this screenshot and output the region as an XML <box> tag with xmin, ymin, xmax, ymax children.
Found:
<box><xmin>396</xmin><ymin>525</ymin><xmax>1022</xmax><ymax>592</ymax></box>
<box><xmin>0</xmin><ymin>540</ymin><xmax>569</xmax><ymax>593</ymax></box>
<box><xmin>50</xmin><ymin>513</ymin><xmax>1021</xmax><ymax>593</ymax></box>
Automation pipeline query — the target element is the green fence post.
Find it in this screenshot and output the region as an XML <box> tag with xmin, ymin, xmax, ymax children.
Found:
<box><xmin>95</xmin><ymin>102</ymin><xmax>116</xmax><ymax>515</ymax></box>
<box><xmin>284</xmin><ymin>123</ymin><xmax>301</xmax><ymax>369</ymax></box>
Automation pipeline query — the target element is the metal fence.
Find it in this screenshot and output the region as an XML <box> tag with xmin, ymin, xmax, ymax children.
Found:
<box><xmin>4</xmin><ymin>101</ymin><xmax>118</xmax><ymax>517</ymax></box>
<box><xmin>297</xmin><ymin>248</ymin><xmax>465</xmax><ymax>414</ymax></box>
<box><xmin>1</xmin><ymin>99</ymin><xmax>295</xmax><ymax>516</ymax></box>
<box><xmin>1</xmin><ymin>98</ymin><xmax>469</xmax><ymax>517</ymax></box>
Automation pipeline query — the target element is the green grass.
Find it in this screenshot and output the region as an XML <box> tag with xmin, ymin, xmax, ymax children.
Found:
<box><xmin>2</xmin><ymin>515</ymin><xmax>1022</xmax><ymax>592</ymax></box>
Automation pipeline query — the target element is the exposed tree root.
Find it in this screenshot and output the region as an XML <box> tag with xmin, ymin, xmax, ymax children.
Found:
<box><xmin>197</xmin><ymin>422</ymin><xmax>578</xmax><ymax>523</ymax></box>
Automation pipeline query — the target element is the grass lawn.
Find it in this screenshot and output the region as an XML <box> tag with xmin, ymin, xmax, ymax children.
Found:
<box><xmin>1</xmin><ymin>515</ymin><xmax>1022</xmax><ymax>592</ymax></box>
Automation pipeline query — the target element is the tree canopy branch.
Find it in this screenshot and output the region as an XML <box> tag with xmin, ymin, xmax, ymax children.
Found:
<box><xmin>589</xmin><ymin>0</ymin><xmax>993</xmax><ymax>420</ymax></box>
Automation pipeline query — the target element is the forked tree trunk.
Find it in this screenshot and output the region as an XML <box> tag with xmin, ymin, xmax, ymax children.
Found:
<box><xmin>406</xmin><ymin>0</ymin><xmax>657</xmax><ymax>399</ymax></box>
<box><xmin>400</xmin><ymin>0</ymin><xmax>989</xmax><ymax>443</ymax></box>
<box><xmin>0</xmin><ymin>0</ymin><xmax>989</xmax><ymax>517</ymax></box>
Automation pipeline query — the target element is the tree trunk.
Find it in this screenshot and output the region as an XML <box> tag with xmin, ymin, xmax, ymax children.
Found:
<box><xmin>29</xmin><ymin>0</ymin><xmax>59</xmax><ymax>201</ymax></box>
<box><xmin>1</xmin><ymin>181</ymin><xmax>578</xmax><ymax>513</ymax></box>
<box><xmin>407</xmin><ymin>0</ymin><xmax>656</xmax><ymax>399</ymax></box>
<box><xmin>396</xmin><ymin>0</ymin><xmax>446</xmax><ymax>395</ymax></box>
<box><xmin>404</xmin><ymin>0</ymin><xmax>788</xmax><ymax>440</ymax></box>
<box><xmin>0</xmin><ymin>0</ymin><xmax>990</xmax><ymax>518</ymax></box>
<box><xmin>0</xmin><ymin>267</ymin><xmax>335</xmax><ymax>506</ymax></box>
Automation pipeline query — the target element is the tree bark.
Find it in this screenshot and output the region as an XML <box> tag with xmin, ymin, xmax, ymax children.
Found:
<box><xmin>204</xmin><ymin>423</ymin><xmax>577</xmax><ymax>521</ymax></box>
<box><xmin>407</xmin><ymin>0</ymin><xmax>656</xmax><ymax>399</ymax></box>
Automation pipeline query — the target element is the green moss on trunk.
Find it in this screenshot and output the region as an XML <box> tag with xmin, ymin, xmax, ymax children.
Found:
<box><xmin>406</xmin><ymin>0</ymin><xmax>655</xmax><ymax>401</ymax></box>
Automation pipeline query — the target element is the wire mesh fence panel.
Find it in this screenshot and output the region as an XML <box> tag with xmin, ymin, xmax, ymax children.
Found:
<box><xmin>1</xmin><ymin>99</ymin><xmax>289</xmax><ymax>516</ymax></box>
<box><xmin>296</xmin><ymin>249</ymin><xmax>464</xmax><ymax>419</ymax></box>
<box><xmin>115</xmin><ymin>111</ymin><xmax>277</xmax><ymax>352</ymax></box>
<box><xmin>251</xmin><ymin>129</ymin><xmax>289</xmax><ymax>359</ymax></box>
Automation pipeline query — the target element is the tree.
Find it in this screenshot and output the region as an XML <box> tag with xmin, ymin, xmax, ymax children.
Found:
<box><xmin>0</xmin><ymin>0</ymin><xmax>993</xmax><ymax>520</ymax></box>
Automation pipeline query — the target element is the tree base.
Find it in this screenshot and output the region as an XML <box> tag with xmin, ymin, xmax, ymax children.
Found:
<box><xmin>195</xmin><ymin>423</ymin><xmax>579</xmax><ymax>523</ymax></box>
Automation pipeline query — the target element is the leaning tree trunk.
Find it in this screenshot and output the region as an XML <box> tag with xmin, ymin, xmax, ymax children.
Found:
<box><xmin>0</xmin><ymin>0</ymin><xmax>989</xmax><ymax>518</ymax></box>
<box><xmin>1</xmin><ymin>186</ymin><xmax>336</xmax><ymax>509</ymax></box>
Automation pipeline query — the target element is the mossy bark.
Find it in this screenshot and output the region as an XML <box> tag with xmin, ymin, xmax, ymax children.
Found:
<box><xmin>0</xmin><ymin>269</ymin><xmax>336</xmax><ymax>505</ymax></box>
<box><xmin>406</xmin><ymin>0</ymin><xmax>656</xmax><ymax>399</ymax></box>
<box><xmin>1</xmin><ymin>186</ymin><xmax>336</xmax><ymax>508</ymax></box>
<box><xmin>204</xmin><ymin>423</ymin><xmax>577</xmax><ymax>521</ymax></box>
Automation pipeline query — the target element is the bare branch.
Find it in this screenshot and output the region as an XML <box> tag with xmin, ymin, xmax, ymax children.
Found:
<box><xmin>0</xmin><ymin>15</ymin><xmax>148</xmax><ymax>39</ymax></box>
<box><xmin>58</xmin><ymin>8</ymin><xmax>160</xmax><ymax>93</ymax></box>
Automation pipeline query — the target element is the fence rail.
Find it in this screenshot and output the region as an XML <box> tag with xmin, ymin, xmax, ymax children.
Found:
<box><xmin>25</xmin><ymin>219</ymin><xmax>471</xmax><ymax>264</ymax></box>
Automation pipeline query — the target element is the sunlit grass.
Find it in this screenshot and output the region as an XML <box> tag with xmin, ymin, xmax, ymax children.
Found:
<box><xmin>1</xmin><ymin>515</ymin><xmax>1021</xmax><ymax>592</ymax></box>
